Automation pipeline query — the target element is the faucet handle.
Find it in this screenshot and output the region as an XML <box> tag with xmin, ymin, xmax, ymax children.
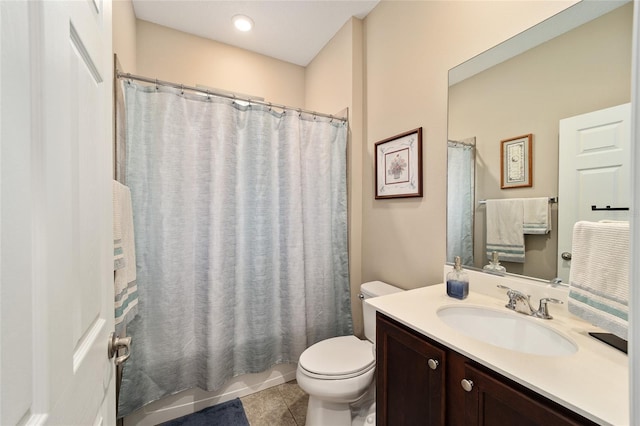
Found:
<box><xmin>497</xmin><ymin>284</ymin><xmax>529</xmax><ymax>298</ymax></box>
<box><xmin>497</xmin><ymin>285</ymin><xmax>531</xmax><ymax>311</ymax></box>
<box><xmin>497</xmin><ymin>284</ymin><xmax>516</xmax><ymax>309</ymax></box>
<box><xmin>534</xmin><ymin>297</ymin><xmax>563</xmax><ymax>319</ymax></box>
<box><xmin>497</xmin><ymin>284</ymin><xmax>527</xmax><ymax>296</ymax></box>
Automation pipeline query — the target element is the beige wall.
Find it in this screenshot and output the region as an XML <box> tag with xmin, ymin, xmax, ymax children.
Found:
<box><xmin>113</xmin><ymin>0</ymin><xmax>137</xmax><ymax>73</ymax></box>
<box><xmin>449</xmin><ymin>4</ymin><xmax>632</xmax><ymax>280</ymax></box>
<box><xmin>362</xmin><ymin>0</ymin><xmax>577</xmax><ymax>290</ymax></box>
<box><xmin>305</xmin><ymin>18</ymin><xmax>365</xmax><ymax>336</ymax></box>
<box><xmin>136</xmin><ymin>20</ymin><xmax>305</xmax><ymax>108</ymax></box>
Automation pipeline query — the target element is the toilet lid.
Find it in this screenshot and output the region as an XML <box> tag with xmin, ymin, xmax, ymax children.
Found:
<box><xmin>299</xmin><ymin>335</ymin><xmax>375</xmax><ymax>377</ymax></box>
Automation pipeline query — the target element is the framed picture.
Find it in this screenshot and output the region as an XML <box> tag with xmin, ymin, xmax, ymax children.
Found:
<box><xmin>375</xmin><ymin>128</ymin><xmax>423</xmax><ymax>199</ymax></box>
<box><xmin>500</xmin><ymin>134</ymin><xmax>532</xmax><ymax>189</ymax></box>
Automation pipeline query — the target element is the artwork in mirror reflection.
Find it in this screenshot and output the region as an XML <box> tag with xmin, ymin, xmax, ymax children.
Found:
<box><xmin>446</xmin><ymin>2</ymin><xmax>632</xmax><ymax>281</ymax></box>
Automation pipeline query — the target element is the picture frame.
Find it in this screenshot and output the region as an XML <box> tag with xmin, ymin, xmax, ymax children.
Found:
<box><xmin>500</xmin><ymin>134</ymin><xmax>532</xmax><ymax>189</ymax></box>
<box><xmin>375</xmin><ymin>128</ymin><xmax>423</xmax><ymax>199</ymax></box>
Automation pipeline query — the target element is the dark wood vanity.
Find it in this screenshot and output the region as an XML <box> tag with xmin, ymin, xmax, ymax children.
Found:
<box><xmin>376</xmin><ymin>313</ymin><xmax>598</xmax><ymax>426</ymax></box>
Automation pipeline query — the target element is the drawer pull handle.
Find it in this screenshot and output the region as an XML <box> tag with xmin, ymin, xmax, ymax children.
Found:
<box><xmin>461</xmin><ymin>378</ymin><xmax>474</xmax><ymax>392</ymax></box>
<box><xmin>427</xmin><ymin>359</ymin><xmax>439</xmax><ymax>370</ymax></box>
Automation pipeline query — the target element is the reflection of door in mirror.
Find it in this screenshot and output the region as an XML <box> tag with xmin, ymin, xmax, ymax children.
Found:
<box><xmin>447</xmin><ymin>139</ymin><xmax>476</xmax><ymax>265</ymax></box>
<box><xmin>557</xmin><ymin>103</ymin><xmax>631</xmax><ymax>283</ymax></box>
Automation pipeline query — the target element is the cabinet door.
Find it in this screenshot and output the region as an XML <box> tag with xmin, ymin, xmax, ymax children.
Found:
<box><xmin>462</xmin><ymin>363</ymin><xmax>597</xmax><ymax>426</ymax></box>
<box><xmin>376</xmin><ymin>313</ymin><xmax>446</xmax><ymax>426</ymax></box>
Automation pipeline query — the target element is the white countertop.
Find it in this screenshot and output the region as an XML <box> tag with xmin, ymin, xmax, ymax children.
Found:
<box><xmin>366</xmin><ymin>278</ymin><xmax>629</xmax><ymax>425</ymax></box>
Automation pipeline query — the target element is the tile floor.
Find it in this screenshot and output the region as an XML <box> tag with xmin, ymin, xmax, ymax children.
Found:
<box><xmin>240</xmin><ymin>380</ymin><xmax>309</xmax><ymax>426</ymax></box>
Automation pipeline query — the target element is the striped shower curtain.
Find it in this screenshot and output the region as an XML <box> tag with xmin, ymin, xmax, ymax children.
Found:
<box><xmin>118</xmin><ymin>81</ymin><xmax>352</xmax><ymax>416</ymax></box>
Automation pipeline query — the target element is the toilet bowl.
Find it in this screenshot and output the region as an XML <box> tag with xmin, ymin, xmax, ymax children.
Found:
<box><xmin>296</xmin><ymin>281</ymin><xmax>403</xmax><ymax>426</ymax></box>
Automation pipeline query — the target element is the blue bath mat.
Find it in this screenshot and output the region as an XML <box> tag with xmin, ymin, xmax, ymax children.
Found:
<box><xmin>159</xmin><ymin>398</ymin><xmax>250</xmax><ymax>426</ymax></box>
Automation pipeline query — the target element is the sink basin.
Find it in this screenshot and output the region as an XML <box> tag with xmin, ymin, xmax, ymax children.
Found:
<box><xmin>437</xmin><ymin>305</ymin><xmax>577</xmax><ymax>356</ymax></box>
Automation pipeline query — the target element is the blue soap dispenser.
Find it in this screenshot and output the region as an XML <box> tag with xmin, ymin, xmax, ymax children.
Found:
<box><xmin>447</xmin><ymin>256</ymin><xmax>469</xmax><ymax>300</ymax></box>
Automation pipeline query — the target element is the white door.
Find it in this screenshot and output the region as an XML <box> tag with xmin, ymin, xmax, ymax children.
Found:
<box><xmin>1</xmin><ymin>1</ymin><xmax>115</xmax><ymax>425</ymax></box>
<box><xmin>557</xmin><ymin>103</ymin><xmax>631</xmax><ymax>283</ymax></box>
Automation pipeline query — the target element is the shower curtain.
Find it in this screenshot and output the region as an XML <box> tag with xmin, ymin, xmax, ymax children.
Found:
<box><xmin>118</xmin><ymin>81</ymin><xmax>352</xmax><ymax>416</ymax></box>
<box><xmin>447</xmin><ymin>140</ymin><xmax>475</xmax><ymax>265</ymax></box>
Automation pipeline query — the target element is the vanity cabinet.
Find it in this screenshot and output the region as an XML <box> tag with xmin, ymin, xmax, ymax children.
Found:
<box><xmin>461</xmin><ymin>363</ymin><xmax>595</xmax><ymax>425</ymax></box>
<box><xmin>376</xmin><ymin>312</ymin><xmax>445</xmax><ymax>425</ymax></box>
<box><xmin>376</xmin><ymin>313</ymin><xmax>597</xmax><ymax>426</ymax></box>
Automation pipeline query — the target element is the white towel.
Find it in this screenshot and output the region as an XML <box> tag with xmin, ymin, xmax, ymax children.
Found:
<box><xmin>486</xmin><ymin>199</ymin><xmax>525</xmax><ymax>263</ymax></box>
<box><xmin>113</xmin><ymin>181</ymin><xmax>138</xmax><ymax>333</ymax></box>
<box><xmin>523</xmin><ymin>197</ymin><xmax>551</xmax><ymax>234</ymax></box>
<box><xmin>568</xmin><ymin>220</ymin><xmax>629</xmax><ymax>340</ymax></box>
<box><xmin>113</xmin><ymin>187</ymin><xmax>125</xmax><ymax>271</ymax></box>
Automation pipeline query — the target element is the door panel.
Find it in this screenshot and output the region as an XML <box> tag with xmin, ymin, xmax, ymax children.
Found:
<box><xmin>463</xmin><ymin>363</ymin><xmax>594</xmax><ymax>426</ymax></box>
<box><xmin>376</xmin><ymin>314</ymin><xmax>445</xmax><ymax>426</ymax></box>
<box><xmin>1</xmin><ymin>0</ymin><xmax>114</xmax><ymax>424</ymax></box>
<box><xmin>0</xmin><ymin>2</ymin><xmax>36</xmax><ymax>424</ymax></box>
<box><xmin>557</xmin><ymin>103</ymin><xmax>631</xmax><ymax>282</ymax></box>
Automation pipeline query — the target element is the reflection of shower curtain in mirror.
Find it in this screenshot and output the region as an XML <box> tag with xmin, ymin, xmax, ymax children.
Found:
<box><xmin>447</xmin><ymin>139</ymin><xmax>475</xmax><ymax>265</ymax></box>
<box><xmin>117</xmin><ymin>81</ymin><xmax>352</xmax><ymax>417</ymax></box>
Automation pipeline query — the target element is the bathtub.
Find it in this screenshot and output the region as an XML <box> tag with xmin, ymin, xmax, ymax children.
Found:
<box><xmin>122</xmin><ymin>364</ymin><xmax>297</xmax><ymax>425</ymax></box>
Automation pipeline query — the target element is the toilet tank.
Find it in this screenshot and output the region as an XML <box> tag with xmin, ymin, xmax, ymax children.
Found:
<box><xmin>360</xmin><ymin>281</ymin><xmax>404</xmax><ymax>343</ymax></box>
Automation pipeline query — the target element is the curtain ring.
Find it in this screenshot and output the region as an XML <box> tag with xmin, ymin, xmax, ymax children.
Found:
<box><xmin>180</xmin><ymin>84</ymin><xmax>184</xmax><ymax>95</ymax></box>
<box><xmin>329</xmin><ymin>114</ymin><xmax>334</xmax><ymax>123</ymax></box>
<box><xmin>155</xmin><ymin>79</ymin><xmax>159</xmax><ymax>91</ymax></box>
<box><xmin>206</xmin><ymin>89</ymin><xmax>211</xmax><ymax>100</ymax></box>
<box><xmin>268</xmin><ymin>102</ymin><xmax>272</xmax><ymax>111</ymax></box>
<box><xmin>297</xmin><ymin>108</ymin><xmax>302</xmax><ymax>117</ymax></box>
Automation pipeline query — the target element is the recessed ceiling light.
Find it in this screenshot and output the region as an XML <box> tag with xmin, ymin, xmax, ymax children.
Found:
<box><xmin>232</xmin><ymin>14</ymin><xmax>254</xmax><ymax>32</ymax></box>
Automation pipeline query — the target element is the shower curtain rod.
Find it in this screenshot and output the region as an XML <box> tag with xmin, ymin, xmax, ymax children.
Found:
<box><xmin>116</xmin><ymin>71</ymin><xmax>348</xmax><ymax>123</ymax></box>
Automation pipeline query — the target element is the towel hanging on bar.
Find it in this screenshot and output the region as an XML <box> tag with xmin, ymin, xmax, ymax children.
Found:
<box><xmin>522</xmin><ymin>197</ymin><xmax>552</xmax><ymax>234</ymax></box>
<box><xmin>486</xmin><ymin>199</ymin><xmax>526</xmax><ymax>263</ymax></box>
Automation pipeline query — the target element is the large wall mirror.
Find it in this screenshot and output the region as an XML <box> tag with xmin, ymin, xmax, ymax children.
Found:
<box><xmin>447</xmin><ymin>0</ymin><xmax>633</xmax><ymax>283</ymax></box>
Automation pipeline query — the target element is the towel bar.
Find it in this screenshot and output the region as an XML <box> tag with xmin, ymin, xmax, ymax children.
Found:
<box><xmin>478</xmin><ymin>197</ymin><xmax>557</xmax><ymax>205</ymax></box>
<box><xmin>591</xmin><ymin>205</ymin><xmax>629</xmax><ymax>211</ymax></box>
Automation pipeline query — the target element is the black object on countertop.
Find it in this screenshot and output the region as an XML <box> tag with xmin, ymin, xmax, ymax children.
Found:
<box><xmin>589</xmin><ymin>332</ymin><xmax>627</xmax><ymax>354</ymax></box>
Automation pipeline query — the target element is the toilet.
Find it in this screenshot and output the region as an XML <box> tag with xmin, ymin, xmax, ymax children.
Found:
<box><xmin>296</xmin><ymin>281</ymin><xmax>403</xmax><ymax>426</ymax></box>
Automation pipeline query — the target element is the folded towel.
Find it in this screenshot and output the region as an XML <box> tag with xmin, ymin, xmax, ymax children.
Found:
<box><xmin>486</xmin><ymin>199</ymin><xmax>525</xmax><ymax>263</ymax></box>
<box><xmin>523</xmin><ymin>197</ymin><xmax>551</xmax><ymax>234</ymax></box>
<box><xmin>568</xmin><ymin>221</ymin><xmax>629</xmax><ymax>340</ymax></box>
<box><xmin>113</xmin><ymin>181</ymin><xmax>138</xmax><ymax>333</ymax></box>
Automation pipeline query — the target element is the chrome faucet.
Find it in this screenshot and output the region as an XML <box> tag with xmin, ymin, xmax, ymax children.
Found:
<box><xmin>497</xmin><ymin>285</ymin><xmax>563</xmax><ymax>319</ymax></box>
<box><xmin>532</xmin><ymin>297</ymin><xmax>564</xmax><ymax>319</ymax></box>
<box><xmin>497</xmin><ymin>285</ymin><xmax>534</xmax><ymax>314</ymax></box>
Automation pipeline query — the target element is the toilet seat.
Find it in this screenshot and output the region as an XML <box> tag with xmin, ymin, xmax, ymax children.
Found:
<box><xmin>299</xmin><ymin>335</ymin><xmax>375</xmax><ymax>380</ymax></box>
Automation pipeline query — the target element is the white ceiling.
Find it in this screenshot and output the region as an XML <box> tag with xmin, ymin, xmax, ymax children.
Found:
<box><xmin>131</xmin><ymin>0</ymin><xmax>380</xmax><ymax>67</ymax></box>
